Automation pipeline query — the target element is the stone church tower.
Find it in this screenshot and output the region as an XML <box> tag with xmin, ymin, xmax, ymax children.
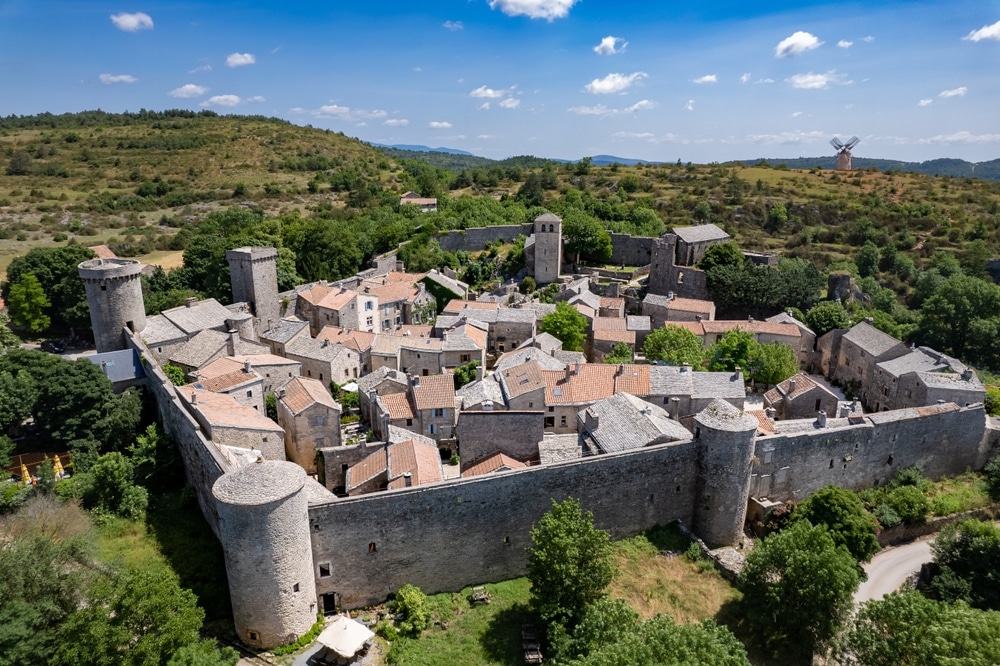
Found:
<box><xmin>226</xmin><ymin>246</ymin><xmax>279</xmax><ymax>337</ymax></box>
<box><xmin>531</xmin><ymin>212</ymin><xmax>562</xmax><ymax>285</ymax></box>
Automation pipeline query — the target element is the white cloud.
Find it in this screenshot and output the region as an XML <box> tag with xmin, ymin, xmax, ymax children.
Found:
<box><xmin>429</xmin><ymin>121</ymin><xmax>453</xmax><ymax>129</ymax></box>
<box><xmin>740</xmin><ymin>72</ymin><xmax>751</xmax><ymax>84</ymax></box>
<box><xmin>110</xmin><ymin>12</ymin><xmax>153</xmax><ymax>32</ymax></box>
<box><xmin>775</xmin><ymin>31</ymin><xmax>823</xmax><ymax>57</ymax></box>
<box><xmin>201</xmin><ymin>94</ymin><xmax>242</xmax><ymax>107</ymax></box>
<box><xmin>478</xmin><ymin>103</ymin><xmax>491</xmax><ymax>110</ymax></box>
<box><xmin>964</xmin><ymin>20</ymin><xmax>1000</xmax><ymax>41</ymax></box>
<box><xmin>838</xmin><ymin>39</ymin><xmax>853</xmax><ymax>48</ymax></box>
<box><xmin>862</xmin><ymin>35</ymin><xmax>875</xmax><ymax>42</ymax></box>
<box><xmin>685</xmin><ymin>99</ymin><xmax>695</xmax><ymax>111</ymax></box>
<box><xmin>443</xmin><ymin>20</ymin><xmax>463</xmax><ymax>31</ymax></box>
<box><xmin>757</xmin><ymin>78</ymin><xmax>775</xmax><ymax>84</ymax></box>
<box><xmin>786</xmin><ymin>70</ymin><xmax>850</xmax><ymax>89</ymax></box>
<box><xmin>939</xmin><ymin>86</ymin><xmax>968</xmax><ymax>98</ymax></box>
<box><xmin>247</xmin><ymin>96</ymin><xmax>266</xmax><ymax>103</ymax></box>
<box><xmin>612</xmin><ymin>131</ymin><xmax>654</xmax><ymax>139</ymax></box>
<box><xmin>384</xmin><ymin>119</ymin><xmax>409</xmax><ymax>127</ymax></box>
<box><xmin>918</xmin><ymin>131</ymin><xmax>1000</xmax><ymax>144</ymax></box>
<box><xmin>477</xmin><ymin>134</ymin><xmax>495</xmax><ymax>139</ymax></box>
<box><xmin>567</xmin><ymin>99</ymin><xmax>654</xmax><ymax>116</ymax></box>
<box><xmin>471</xmin><ymin>86</ymin><xmax>505</xmax><ymax>99</ymax></box>
<box><xmin>746</xmin><ymin>130</ymin><xmax>827</xmax><ymax>144</ymax></box>
<box><xmin>593</xmin><ymin>36</ymin><xmax>627</xmax><ymax>55</ymax></box>
<box><xmin>188</xmin><ymin>65</ymin><xmax>212</xmax><ymax>73</ymax></box>
<box><xmin>226</xmin><ymin>53</ymin><xmax>256</xmax><ymax>68</ymax></box>
<box><xmin>499</xmin><ymin>97</ymin><xmax>521</xmax><ymax>109</ymax></box>
<box><xmin>791</xmin><ymin>111</ymin><xmax>803</xmax><ymax>117</ymax></box>
<box><xmin>918</xmin><ymin>98</ymin><xmax>933</xmax><ymax>107</ymax></box>
<box><xmin>488</xmin><ymin>0</ymin><xmax>580</xmax><ymax>21</ymax></box>
<box><xmin>310</xmin><ymin>105</ymin><xmax>386</xmax><ymax>122</ymax></box>
<box><xmin>169</xmin><ymin>84</ymin><xmax>208</xmax><ymax>98</ymax></box>
<box><xmin>583</xmin><ymin>71</ymin><xmax>647</xmax><ymax>94</ymax></box>
<box><xmin>99</xmin><ymin>73</ymin><xmax>137</xmax><ymax>84</ymax></box>
<box><xmin>693</xmin><ymin>74</ymin><xmax>717</xmax><ymax>84</ymax></box>
<box><xmin>316</xmin><ymin>105</ymin><xmax>351</xmax><ymax>118</ymax></box>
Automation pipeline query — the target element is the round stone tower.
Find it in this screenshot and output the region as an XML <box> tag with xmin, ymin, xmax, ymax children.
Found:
<box><xmin>692</xmin><ymin>397</ymin><xmax>758</xmax><ymax>547</ymax></box>
<box><xmin>213</xmin><ymin>460</ymin><xmax>317</xmax><ymax>650</ymax></box>
<box><xmin>77</xmin><ymin>258</ymin><xmax>146</xmax><ymax>353</ymax></box>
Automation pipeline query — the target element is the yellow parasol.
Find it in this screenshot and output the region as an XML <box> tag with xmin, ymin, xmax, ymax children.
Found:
<box><xmin>52</xmin><ymin>455</ymin><xmax>64</xmax><ymax>478</ymax></box>
<box><xmin>21</xmin><ymin>463</ymin><xmax>31</xmax><ymax>485</ymax></box>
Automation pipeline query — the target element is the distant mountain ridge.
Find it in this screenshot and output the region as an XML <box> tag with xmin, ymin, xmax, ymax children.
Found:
<box><xmin>376</xmin><ymin>144</ymin><xmax>475</xmax><ymax>156</ymax></box>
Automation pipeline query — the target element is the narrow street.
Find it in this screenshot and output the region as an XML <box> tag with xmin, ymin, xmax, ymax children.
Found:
<box><xmin>854</xmin><ymin>538</ymin><xmax>933</xmax><ymax>604</ymax></box>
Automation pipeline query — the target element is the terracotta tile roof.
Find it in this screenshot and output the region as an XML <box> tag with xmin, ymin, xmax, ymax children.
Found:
<box><xmin>542</xmin><ymin>364</ymin><xmax>649</xmax><ymax>404</ymax></box>
<box><xmin>230</xmin><ymin>353</ymin><xmax>302</xmax><ymax>368</ymax></box>
<box><xmin>316</xmin><ymin>287</ymin><xmax>360</xmax><ymax>311</ymax></box>
<box><xmin>593</xmin><ymin>329</ymin><xmax>636</xmax><ymax>345</ymax></box>
<box><xmin>361</xmin><ymin>280</ymin><xmax>417</xmax><ymax>304</ymax></box>
<box><xmin>297</xmin><ymin>283</ymin><xmax>336</xmax><ymax>306</ymax></box>
<box><xmin>669</xmin><ymin>297</ymin><xmax>715</xmax><ymax>314</ymax></box>
<box><xmin>181</xmin><ymin>388</ymin><xmax>282</xmax><ymax>432</ymax></box>
<box><xmin>573</xmin><ymin>303</ymin><xmax>596</xmax><ymax>320</ymax></box>
<box><xmin>592</xmin><ymin>317</ymin><xmax>629</xmax><ymax>332</ymax></box>
<box><xmin>499</xmin><ymin>361</ymin><xmax>547</xmax><ymax>399</ymax></box>
<box><xmin>460</xmin><ymin>322</ymin><xmax>488</xmax><ymax>350</ymax></box>
<box><xmin>444</xmin><ymin>299</ymin><xmax>498</xmax><ymax>315</ymax></box>
<box><xmin>88</xmin><ymin>244</ymin><xmax>117</xmax><ymax>259</ymax></box>
<box><xmin>317</xmin><ymin>326</ymin><xmax>377</xmax><ymax>353</ymax></box>
<box><xmin>380</xmin><ymin>271</ymin><xmax>430</xmax><ymax>284</ymax></box>
<box><xmin>670</xmin><ymin>320</ymin><xmax>800</xmax><ymax>338</ymax></box>
<box><xmin>746</xmin><ymin>410</ymin><xmax>776</xmax><ymax>435</ymax></box>
<box><xmin>462</xmin><ymin>452</ymin><xmax>527</xmax><ymax>478</ymax></box>
<box><xmin>599</xmin><ymin>296</ymin><xmax>625</xmax><ymax>309</ymax></box>
<box><xmin>194</xmin><ymin>356</ymin><xmax>244</xmax><ymax>379</ymax></box>
<box><xmin>279</xmin><ymin>376</ymin><xmax>338</xmax><ymax>414</ymax></box>
<box><xmin>395</xmin><ymin>325</ymin><xmax>434</xmax><ymax>338</ymax></box>
<box><xmin>346</xmin><ymin>448</ymin><xmax>388</xmax><ymax>491</ymax></box>
<box><xmin>399</xmin><ymin>336</ymin><xmax>444</xmax><ymax>353</ymax></box>
<box><xmin>763</xmin><ymin>373</ymin><xmax>821</xmax><ymax>404</ymax></box>
<box><xmin>386</xmin><ymin>439</ymin><xmax>443</xmax><ymax>488</ymax></box>
<box><xmin>411</xmin><ymin>374</ymin><xmax>455</xmax><ymax>411</ymax></box>
<box><xmin>381</xmin><ymin>393</ymin><xmax>415</xmax><ymax>420</ymax></box>
<box><xmin>190</xmin><ymin>369</ymin><xmax>259</xmax><ymax>393</ymax></box>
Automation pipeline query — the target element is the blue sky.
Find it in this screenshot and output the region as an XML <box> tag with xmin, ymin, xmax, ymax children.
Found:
<box><xmin>1</xmin><ymin>0</ymin><xmax>998</xmax><ymax>163</ymax></box>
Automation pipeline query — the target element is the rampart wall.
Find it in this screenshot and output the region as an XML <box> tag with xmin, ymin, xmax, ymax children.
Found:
<box><xmin>307</xmin><ymin>439</ymin><xmax>702</xmax><ymax>608</ymax></box>
<box><xmin>435</xmin><ymin>225</ymin><xmax>533</xmax><ymax>253</ymax></box>
<box><xmin>609</xmin><ymin>233</ymin><xmax>655</xmax><ymax>267</ymax></box>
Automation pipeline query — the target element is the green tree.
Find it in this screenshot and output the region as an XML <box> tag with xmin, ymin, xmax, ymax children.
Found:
<box><xmin>528</xmin><ymin>498</ymin><xmax>616</xmax><ymax>632</ymax></box>
<box><xmin>642</xmin><ymin>324</ymin><xmax>705</xmax><ymax>368</ymax></box>
<box><xmin>563</xmin><ymin>211</ymin><xmax>612</xmax><ymax>265</ymax></box>
<box><xmin>516</xmin><ymin>172</ymin><xmax>545</xmax><ymax>207</ymax></box>
<box><xmin>738</xmin><ymin>520</ymin><xmax>860</xmax><ymax>653</ymax></box>
<box><xmin>167</xmin><ymin>640</ymin><xmax>240</xmax><ymax>666</ymax></box>
<box><xmin>840</xmin><ymin>591</ymin><xmax>1000</xmax><ymax>666</ymax></box>
<box><xmin>603</xmin><ymin>342</ymin><xmax>633</xmax><ymax>365</ymax></box>
<box><xmin>80</xmin><ymin>452</ymin><xmax>149</xmax><ymax>520</ymax></box>
<box><xmin>931</xmin><ymin>519</ymin><xmax>1000</xmax><ymax>610</ymax></box>
<box><xmin>0</xmin><ymin>312</ymin><xmax>20</xmax><ymax>349</ymax></box>
<box><xmin>58</xmin><ymin>567</ymin><xmax>205</xmax><ymax>666</ymax></box>
<box><xmin>5</xmin><ymin>150</ymin><xmax>32</xmax><ymax>176</ymax></box>
<box><xmin>563</xmin><ymin>597</ymin><xmax>640</xmax><ymax>661</ymax></box>
<box><xmin>707</xmin><ymin>328</ymin><xmax>757</xmax><ymax>373</ymax></box>
<box><xmin>777</xmin><ymin>257</ymin><xmax>826</xmax><ymax>311</ymax></box>
<box><xmin>570</xmin><ymin>615</ymin><xmax>750</xmax><ymax>666</ymax></box>
<box><xmin>791</xmin><ymin>485</ymin><xmax>880</xmax><ymax>563</ymax></box>
<box><xmin>886</xmin><ymin>485</ymin><xmax>929</xmax><ymax>525</ymax></box>
<box><xmin>697</xmin><ymin>241</ymin><xmax>744</xmax><ymax>272</ymax></box>
<box><xmin>7</xmin><ymin>273</ymin><xmax>51</xmax><ymax>333</ymax></box>
<box><xmin>747</xmin><ymin>342</ymin><xmax>798</xmax><ymax>388</ymax></box>
<box><xmin>452</xmin><ymin>360</ymin><xmax>479</xmax><ymax>390</ymax></box>
<box><xmin>539</xmin><ymin>301</ymin><xmax>588</xmax><ymax>352</ymax></box>
<box><xmin>163</xmin><ymin>364</ymin><xmax>187</xmax><ymax>386</ymax></box>
<box><xmin>265</xmin><ymin>393</ymin><xmax>278</xmax><ymax>421</ymax></box>
<box><xmin>855</xmin><ymin>241</ymin><xmax>880</xmax><ymax>278</ymax></box>
<box><xmin>128</xmin><ymin>423</ymin><xmax>184</xmax><ymax>493</ymax></box>
<box><xmin>0</xmin><ymin>369</ymin><xmax>37</xmax><ymax>435</ymax></box>
<box><xmin>392</xmin><ymin>584</ymin><xmax>431</xmax><ymax>637</ymax></box>
<box><xmin>805</xmin><ymin>301</ymin><xmax>850</xmax><ymax>336</ymax></box>
<box><xmin>917</xmin><ymin>274</ymin><xmax>1000</xmax><ymax>368</ymax></box>
<box><xmin>2</xmin><ymin>245</ymin><xmax>95</xmax><ymax>332</ymax></box>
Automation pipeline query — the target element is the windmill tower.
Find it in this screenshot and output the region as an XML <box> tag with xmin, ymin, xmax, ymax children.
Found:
<box><xmin>830</xmin><ymin>136</ymin><xmax>860</xmax><ymax>171</ymax></box>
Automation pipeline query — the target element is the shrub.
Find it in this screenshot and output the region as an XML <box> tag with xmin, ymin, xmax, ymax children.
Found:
<box><xmin>985</xmin><ymin>455</ymin><xmax>1000</xmax><ymax>501</ymax></box>
<box><xmin>872</xmin><ymin>502</ymin><xmax>902</xmax><ymax>529</ymax></box>
<box><xmin>887</xmin><ymin>485</ymin><xmax>930</xmax><ymax>525</ymax></box>
<box><xmin>392</xmin><ymin>584</ymin><xmax>431</xmax><ymax>637</ymax></box>
<box><xmin>891</xmin><ymin>466</ymin><xmax>931</xmax><ymax>492</ymax></box>
<box><xmin>985</xmin><ymin>388</ymin><xmax>1000</xmax><ymax>416</ymax></box>
<box><xmin>375</xmin><ymin>619</ymin><xmax>398</xmax><ymax>641</ymax></box>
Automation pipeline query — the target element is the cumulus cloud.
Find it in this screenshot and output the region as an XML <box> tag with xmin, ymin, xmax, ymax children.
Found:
<box><xmin>429</xmin><ymin>121</ymin><xmax>453</xmax><ymax>129</ymax></box>
<box><xmin>775</xmin><ymin>31</ymin><xmax>823</xmax><ymax>57</ymax></box>
<box><xmin>443</xmin><ymin>20</ymin><xmax>463</xmax><ymax>31</ymax></box>
<box><xmin>838</xmin><ymin>39</ymin><xmax>853</xmax><ymax>48</ymax></box>
<box><xmin>471</xmin><ymin>86</ymin><xmax>505</xmax><ymax>99</ymax></box>
<box><xmin>488</xmin><ymin>0</ymin><xmax>580</xmax><ymax>21</ymax></box>
<box><xmin>567</xmin><ymin>99</ymin><xmax>654</xmax><ymax>116</ymax></box>
<box><xmin>594</xmin><ymin>36</ymin><xmax>627</xmax><ymax>55</ymax></box>
<box><xmin>740</xmin><ymin>72</ymin><xmax>751</xmax><ymax>84</ymax></box>
<box><xmin>964</xmin><ymin>20</ymin><xmax>1000</xmax><ymax>41</ymax></box>
<box><xmin>791</xmin><ymin>111</ymin><xmax>803</xmax><ymax>117</ymax></box>
<box><xmin>110</xmin><ymin>12</ymin><xmax>153</xmax><ymax>32</ymax></box>
<box><xmin>99</xmin><ymin>73</ymin><xmax>137</xmax><ymax>84</ymax></box>
<box><xmin>294</xmin><ymin>104</ymin><xmax>387</xmax><ymax>122</ymax></box>
<box><xmin>693</xmin><ymin>74</ymin><xmax>717</xmax><ymax>84</ymax></box>
<box><xmin>685</xmin><ymin>99</ymin><xmax>695</xmax><ymax>111</ymax></box>
<box><xmin>226</xmin><ymin>53</ymin><xmax>256</xmax><ymax>68</ymax></box>
<box><xmin>939</xmin><ymin>86</ymin><xmax>968</xmax><ymax>98</ymax></box>
<box><xmin>918</xmin><ymin>131</ymin><xmax>1000</xmax><ymax>144</ymax></box>
<box><xmin>786</xmin><ymin>70</ymin><xmax>850</xmax><ymax>89</ymax></box>
<box><xmin>384</xmin><ymin>118</ymin><xmax>409</xmax><ymax>127</ymax></box>
<box><xmin>918</xmin><ymin>99</ymin><xmax>933</xmax><ymax>107</ymax></box>
<box><xmin>583</xmin><ymin>71</ymin><xmax>647</xmax><ymax>94</ymax></box>
<box><xmin>201</xmin><ymin>94</ymin><xmax>242</xmax><ymax>107</ymax></box>
<box><xmin>169</xmin><ymin>84</ymin><xmax>208</xmax><ymax>98</ymax></box>
<box><xmin>499</xmin><ymin>97</ymin><xmax>521</xmax><ymax>109</ymax></box>
<box><xmin>612</xmin><ymin>131</ymin><xmax>654</xmax><ymax>139</ymax></box>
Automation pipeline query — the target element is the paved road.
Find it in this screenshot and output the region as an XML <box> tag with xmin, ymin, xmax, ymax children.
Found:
<box><xmin>855</xmin><ymin>538</ymin><xmax>933</xmax><ymax>603</ymax></box>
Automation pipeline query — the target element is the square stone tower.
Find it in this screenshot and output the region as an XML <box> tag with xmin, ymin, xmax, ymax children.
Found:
<box><xmin>227</xmin><ymin>246</ymin><xmax>279</xmax><ymax>337</ymax></box>
<box><xmin>531</xmin><ymin>212</ymin><xmax>562</xmax><ymax>285</ymax></box>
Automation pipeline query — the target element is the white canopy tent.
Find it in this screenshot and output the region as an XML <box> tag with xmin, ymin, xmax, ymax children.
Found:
<box><xmin>316</xmin><ymin>615</ymin><xmax>375</xmax><ymax>659</ymax></box>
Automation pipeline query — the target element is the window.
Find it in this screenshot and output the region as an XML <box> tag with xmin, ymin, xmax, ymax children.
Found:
<box><xmin>560</xmin><ymin>415</ymin><xmax>567</xmax><ymax>427</ymax></box>
<box><xmin>368</xmin><ymin>542</ymin><xmax>377</xmax><ymax>553</ymax></box>
<box><xmin>548</xmin><ymin>406</ymin><xmax>554</xmax><ymax>412</ymax></box>
<box><xmin>246</xmin><ymin>390</ymin><xmax>253</xmax><ymax>398</ymax></box>
<box><xmin>432</xmin><ymin>408</ymin><xmax>445</xmax><ymax>418</ymax></box>
<box><xmin>248</xmin><ymin>631</ymin><xmax>258</xmax><ymax>642</ymax></box>
<box><xmin>365</xmin><ymin>301</ymin><xmax>373</xmax><ymax>311</ymax></box>
<box><xmin>460</xmin><ymin>354</ymin><xmax>470</xmax><ymax>363</ymax></box>
<box><xmin>406</xmin><ymin>418</ymin><xmax>413</xmax><ymax>426</ymax></box>
<box><xmin>429</xmin><ymin>423</ymin><xmax>438</xmax><ymax>435</ymax></box>
<box><xmin>366</xmin><ymin>317</ymin><xmax>373</xmax><ymax>327</ymax></box>
<box><xmin>100</xmin><ymin>285</ymin><xmax>107</xmax><ymax>291</ymax></box>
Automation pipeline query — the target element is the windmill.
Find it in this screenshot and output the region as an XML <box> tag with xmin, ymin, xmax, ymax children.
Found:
<box><xmin>830</xmin><ymin>136</ymin><xmax>860</xmax><ymax>171</ymax></box>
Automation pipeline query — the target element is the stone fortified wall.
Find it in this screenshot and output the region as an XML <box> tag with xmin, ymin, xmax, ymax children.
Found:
<box><xmin>609</xmin><ymin>233</ymin><xmax>655</xmax><ymax>268</ymax></box>
<box><xmin>435</xmin><ymin>224</ymin><xmax>534</xmax><ymax>253</ymax></box>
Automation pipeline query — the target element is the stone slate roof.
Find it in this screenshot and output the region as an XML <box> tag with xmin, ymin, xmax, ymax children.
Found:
<box><xmin>672</xmin><ymin>223</ymin><xmax>729</xmax><ymax>244</ymax></box>
<box><xmin>643</xmin><ymin>292</ymin><xmax>716</xmax><ymax>314</ymax></box>
<box><xmin>456</xmin><ymin>376</ymin><xmax>506</xmax><ymax>409</ymax></box>
<box><xmin>495</xmin><ymin>347</ymin><xmax>567</xmax><ymax>373</ymax></box>
<box><xmin>423</xmin><ymin>270</ymin><xmax>469</xmax><ymax>299</ymax></box>
<box><xmin>648</xmin><ymin>366</ymin><xmax>745</xmax><ymax>400</ymax></box>
<box><xmin>567</xmin><ymin>290</ymin><xmax>602</xmax><ymax>311</ymax></box>
<box><xmin>169</xmin><ymin>330</ymin><xmax>269</xmax><ymax>369</ymax></box>
<box><xmin>627</xmin><ymin>316</ymin><xmax>651</xmax><ymax>332</ymax></box>
<box><xmin>141</xmin><ymin>314</ymin><xmax>186</xmax><ymax>346</ymax></box>
<box><xmin>387</xmin><ymin>425</ymin><xmax>436</xmax><ymax>446</ymax></box>
<box><xmin>766</xmin><ymin>311</ymin><xmax>815</xmax><ymax>335</ymax></box>
<box><xmin>535</xmin><ymin>212</ymin><xmax>562</xmax><ymax>223</ymax></box>
<box><xmin>552</xmin><ymin>350</ymin><xmax>588</xmax><ymax>365</ymax></box>
<box><xmin>538</xmin><ymin>433</ymin><xmax>583</xmax><ymax>464</ymax></box>
<box><xmin>411</xmin><ymin>374</ymin><xmax>455</xmax><ymax>411</ymax></box>
<box><xmin>260</xmin><ymin>318</ymin><xmax>310</xmax><ymax>345</ymax></box>
<box><xmin>518</xmin><ymin>332</ymin><xmax>563</xmax><ymax>354</ymax></box>
<box><xmin>499</xmin><ymin>361</ymin><xmax>547</xmax><ymax>399</ymax></box>
<box><xmin>877</xmin><ymin>347</ymin><xmax>968</xmax><ymax>379</ymax></box>
<box><xmin>461</xmin><ymin>452</ymin><xmax>527</xmax><ymax>478</ymax></box>
<box><xmin>285</xmin><ymin>336</ymin><xmax>355</xmax><ymax>363</ymax></box>
<box><xmin>497</xmin><ymin>308</ymin><xmax>538</xmax><ymax>324</ymax></box>
<box><xmin>519</xmin><ymin>302</ymin><xmax>558</xmax><ymax>320</ymax></box>
<box><xmin>694</xmin><ymin>399</ymin><xmax>758</xmax><ymax>432</ymax></box>
<box><xmin>161</xmin><ymin>298</ymin><xmax>234</xmax><ymax>336</ymax></box>
<box><xmin>279</xmin><ymin>376</ymin><xmax>339</xmax><ymax>415</ymax></box>
<box><xmin>842</xmin><ymin>321</ymin><xmax>905</xmax><ymax>357</ymax></box>
<box><xmin>917</xmin><ymin>371</ymin><xmax>983</xmax><ymax>391</ymax></box>
<box><xmin>581</xmin><ymin>393</ymin><xmax>691</xmax><ymax>454</ymax></box>
<box><xmin>357</xmin><ymin>366</ymin><xmax>408</xmax><ymax>394</ymax></box>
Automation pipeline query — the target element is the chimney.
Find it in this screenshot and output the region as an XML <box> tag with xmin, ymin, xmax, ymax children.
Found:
<box><xmin>865</xmin><ymin>317</ymin><xmax>874</xmax><ymax>324</ymax></box>
<box><xmin>788</xmin><ymin>378</ymin><xmax>797</xmax><ymax>394</ymax></box>
<box><xmin>670</xmin><ymin>397</ymin><xmax>680</xmax><ymax>420</ymax></box>
<box><xmin>747</xmin><ymin>316</ymin><xmax>754</xmax><ymax>323</ymax></box>
<box><xmin>667</xmin><ymin>291</ymin><xmax>674</xmax><ymax>300</ymax></box>
<box><xmin>733</xmin><ymin>366</ymin><xmax>741</xmax><ymax>380</ymax></box>
<box><xmin>403</xmin><ymin>472</ymin><xmax>412</xmax><ymax>487</ymax></box>
<box><xmin>565</xmin><ymin>366</ymin><xmax>571</xmax><ymax>382</ymax></box>
<box><xmin>617</xmin><ymin>364</ymin><xmax>625</xmax><ymax>377</ymax></box>
<box><xmin>838</xmin><ymin>404</ymin><xmax>850</xmax><ymax>418</ymax></box>
<box><xmin>816</xmin><ymin>410</ymin><xmax>828</xmax><ymax>428</ymax></box>
<box><xmin>585</xmin><ymin>408</ymin><xmax>600</xmax><ymax>431</ymax></box>
<box><xmin>191</xmin><ymin>392</ymin><xmax>197</xmax><ymax>404</ymax></box>
<box><xmin>962</xmin><ymin>368</ymin><xmax>973</xmax><ymax>381</ymax></box>
<box><xmin>277</xmin><ymin>388</ymin><xmax>285</xmax><ymax>399</ymax></box>
<box><xmin>476</xmin><ymin>366</ymin><xmax>484</xmax><ymax>382</ymax></box>
<box><xmin>412</xmin><ymin>375</ymin><xmax>420</xmax><ymax>388</ymax></box>
<box><xmin>185</xmin><ymin>297</ymin><xmax>198</xmax><ymax>308</ymax></box>
<box><xmin>765</xmin><ymin>407</ymin><xmax>776</xmax><ymax>419</ymax></box>
<box><xmin>227</xmin><ymin>329</ymin><xmax>238</xmax><ymax>356</ymax></box>
<box><xmin>243</xmin><ymin>359</ymin><xmax>252</xmax><ymax>374</ymax></box>
<box><xmin>786</xmin><ymin>309</ymin><xmax>794</xmax><ymax>318</ymax></box>
<box><xmin>574</xmin><ymin>362</ymin><xmax>581</xmax><ymax>376</ymax></box>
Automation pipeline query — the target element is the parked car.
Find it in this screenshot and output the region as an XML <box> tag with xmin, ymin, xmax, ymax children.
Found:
<box><xmin>40</xmin><ymin>340</ymin><xmax>65</xmax><ymax>354</ymax></box>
